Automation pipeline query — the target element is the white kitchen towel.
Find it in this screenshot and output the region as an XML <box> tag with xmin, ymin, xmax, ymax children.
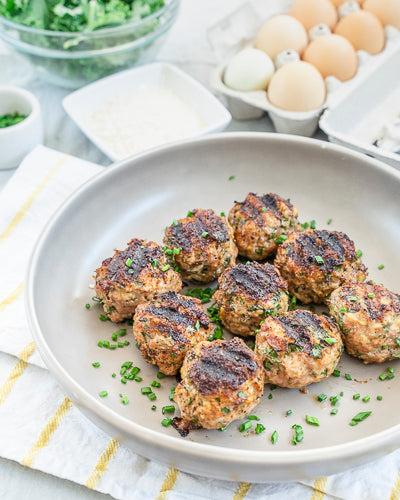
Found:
<box><xmin>1</xmin><ymin>145</ymin><xmax>400</xmax><ymax>500</ymax></box>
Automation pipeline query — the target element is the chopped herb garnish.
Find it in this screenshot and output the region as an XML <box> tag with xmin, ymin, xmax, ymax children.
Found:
<box><xmin>368</xmin><ymin>293</ymin><xmax>374</xmax><ymax>298</ymax></box>
<box><xmin>377</xmin><ymin>395</ymin><xmax>383</xmax><ymax>401</ymax></box>
<box><xmin>286</xmin><ymin>409</ymin><xmax>292</xmax><ymax>416</ymax></box>
<box><xmin>220</xmin><ymin>212</ymin><xmax>226</xmax><ymax>217</ymax></box>
<box><xmin>255</xmin><ymin>423</ymin><xmax>265</xmax><ymax>434</ymax></box>
<box><xmin>201</xmin><ymin>231</ymin><xmax>209</xmax><ymax>238</ymax></box>
<box><xmin>318</xmin><ymin>393</ymin><xmax>327</xmax><ymax>402</ymax></box>
<box><xmin>122</xmin><ymin>397</ymin><xmax>129</xmax><ymax>405</ymax></box>
<box><xmin>125</xmin><ymin>257</ymin><xmax>132</xmax><ymax>267</ymax></box>
<box><xmin>268</xmin><ymin>393</ymin><xmax>273</xmax><ymax>400</ymax></box>
<box><xmin>0</xmin><ymin>112</ymin><xmax>27</xmax><ymax>128</ymax></box>
<box><xmin>315</xmin><ymin>256</ymin><xmax>324</xmax><ymax>264</ymax></box>
<box><xmin>331</xmin><ymin>408</ymin><xmax>338</xmax><ymax>415</ymax></box>
<box><xmin>134</xmin><ymin>376</ymin><xmax>142</xmax><ymax>382</ymax></box>
<box><xmin>388</xmin><ymin>367</ymin><xmax>394</xmax><ymax>374</ymax></box>
<box><xmin>221</xmin><ymin>407</ymin><xmax>230</xmax><ymax>414</ymax></box>
<box><xmin>305</xmin><ymin>415</ymin><xmax>319</xmax><ymax>426</ymax></box>
<box><xmin>261</xmin><ymin>207</ymin><xmax>267</xmax><ymax>213</ymax></box>
<box><xmin>161</xmin><ymin>265</ymin><xmax>170</xmax><ymax>272</ymax></box>
<box><xmin>151</xmin><ymin>405</ymin><xmax>157</xmax><ymax>411</ymax></box>
<box><xmin>247</xmin><ymin>415</ymin><xmax>260</xmax><ymax>421</ymax></box>
<box><xmin>310</xmin><ymin>220</ymin><xmax>316</xmax><ymax>229</ymax></box>
<box><xmin>271</xmin><ymin>430</ymin><xmax>278</xmax><ymax>444</ymax></box>
<box><xmin>333</xmin><ymin>369</ymin><xmax>341</xmax><ymax>377</ymax></box>
<box><xmin>148</xmin><ymin>392</ymin><xmax>157</xmax><ymax>401</ymax></box>
<box><xmin>85</xmin><ymin>303</ymin><xmax>90</xmax><ymax>309</ymax></box>
<box><xmin>161</xmin><ymin>418</ymin><xmax>172</xmax><ymax>427</ymax></box>
<box><xmin>330</xmin><ymin>395</ymin><xmax>340</xmax><ymax>406</ymax></box>
<box><xmin>92</xmin><ymin>362</ymin><xmax>100</xmax><ymax>368</ymax></box>
<box><xmin>292</xmin><ymin>424</ymin><xmax>304</xmax><ymax>445</ymax></box>
<box><xmin>187</xmin><ymin>210</ymin><xmax>193</xmax><ymax>217</ymax></box>
<box><xmin>325</xmin><ymin>337</ymin><xmax>338</xmax><ymax>345</ymax></box>
<box><xmin>239</xmin><ymin>421</ymin><xmax>252</xmax><ymax>432</ymax></box>
<box><xmin>349</xmin><ymin>296</ymin><xmax>358</xmax><ymax>302</ymax></box>
<box><xmin>99</xmin><ymin>314</ymin><xmax>110</xmax><ymax>322</ymax></box>
<box><xmin>151</xmin><ymin>380</ymin><xmax>161</xmax><ymax>388</ymax></box>
<box><xmin>327</xmin><ymin>218</ymin><xmax>332</xmax><ymax>225</ymax></box>
<box><xmin>141</xmin><ymin>387</ymin><xmax>152</xmax><ymax>394</ymax></box>
<box><xmin>157</xmin><ymin>372</ymin><xmax>165</xmax><ymax>379</ymax></box>
<box><xmin>345</xmin><ymin>373</ymin><xmax>352</xmax><ymax>380</ymax></box>
<box><xmin>97</xmin><ymin>341</ymin><xmax>104</xmax><ymax>347</ymax></box>
<box><xmin>356</xmin><ymin>249</ymin><xmax>363</xmax><ymax>258</ymax></box>
<box><xmin>378</xmin><ymin>264</ymin><xmax>384</xmax><ymax>270</ymax></box>
<box><xmin>172</xmin><ymin>219</ymin><xmax>178</xmax><ymax>226</ymax></box>
<box><xmin>194</xmin><ymin>320</ymin><xmax>200</xmax><ymax>331</ymax></box>
<box><xmin>350</xmin><ymin>411</ymin><xmax>371</xmax><ymax>426</ymax></box>
<box><xmin>162</xmin><ymin>405</ymin><xmax>175</xmax><ymax>414</ymax></box>
<box><xmin>238</xmin><ymin>391</ymin><xmax>247</xmax><ymax>399</ymax></box>
<box><xmin>112</xmin><ymin>373</ymin><xmax>116</xmax><ymax>378</ymax></box>
<box><xmin>353</xmin><ymin>393</ymin><xmax>360</xmax><ymax>400</ymax></box>
<box><xmin>169</xmin><ymin>387</ymin><xmax>176</xmax><ymax>401</ymax></box>
<box><xmin>99</xmin><ymin>391</ymin><xmax>108</xmax><ymax>398</ymax></box>
<box><xmin>229</xmin><ymin>175</ymin><xmax>235</xmax><ymax>180</ymax></box>
<box><xmin>289</xmin><ymin>296</ymin><xmax>297</xmax><ymax>311</ymax></box>
<box><xmin>362</xmin><ymin>395</ymin><xmax>370</xmax><ymax>402</ymax></box>
<box><xmin>152</xmin><ymin>259</ymin><xmax>158</xmax><ymax>267</ymax></box>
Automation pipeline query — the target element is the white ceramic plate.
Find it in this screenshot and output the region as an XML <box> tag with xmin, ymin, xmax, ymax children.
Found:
<box><xmin>63</xmin><ymin>62</ymin><xmax>231</xmax><ymax>161</ymax></box>
<box><xmin>26</xmin><ymin>133</ymin><xmax>400</xmax><ymax>482</ymax></box>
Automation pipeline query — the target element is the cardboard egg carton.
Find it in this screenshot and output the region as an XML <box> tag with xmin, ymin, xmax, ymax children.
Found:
<box><xmin>208</xmin><ymin>0</ymin><xmax>400</xmax><ymax>167</ymax></box>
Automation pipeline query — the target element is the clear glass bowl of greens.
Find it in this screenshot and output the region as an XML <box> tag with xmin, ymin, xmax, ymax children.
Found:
<box><xmin>0</xmin><ymin>0</ymin><xmax>180</xmax><ymax>89</ymax></box>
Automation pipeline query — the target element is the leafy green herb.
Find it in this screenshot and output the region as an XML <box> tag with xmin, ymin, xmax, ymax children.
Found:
<box><xmin>345</xmin><ymin>373</ymin><xmax>352</xmax><ymax>380</ymax></box>
<box><xmin>317</xmin><ymin>393</ymin><xmax>327</xmax><ymax>402</ymax></box>
<box><xmin>239</xmin><ymin>421</ymin><xmax>252</xmax><ymax>432</ymax></box>
<box><xmin>333</xmin><ymin>369</ymin><xmax>341</xmax><ymax>377</ymax></box>
<box><xmin>350</xmin><ymin>411</ymin><xmax>371</xmax><ymax>426</ymax></box>
<box><xmin>0</xmin><ymin>112</ymin><xmax>27</xmax><ymax>128</ymax></box>
<box><xmin>271</xmin><ymin>430</ymin><xmax>278</xmax><ymax>444</ymax></box>
<box><xmin>255</xmin><ymin>423</ymin><xmax>265</xmax><ymax>434</ymax></box>
<box><xmin>161</xmin><ymin>418</ymin><xmax>172</xmax><ymax>427</ymax></box>
<box><xmin>292</xmin><ymin>424</ymin><xmax>304</xmax><ymax>445</ymax></box>
<box><xmin>305</xmin><ymin>415</ymin><xmax>319</xmax><ymax>426</ymax></box>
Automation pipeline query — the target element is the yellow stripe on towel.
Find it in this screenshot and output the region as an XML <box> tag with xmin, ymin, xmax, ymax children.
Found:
<box><xmin>0</xmin><ymin>154</ymin><xmax>68</xmax><ymax>245</ymax></box>
<box><xmin>389</xmin><ymin>472</ymin><xmax>400</xmax><ymax>500</ymax></box>
<box><xmin>85</xmin><ymin>438</ymin><xmax>120</xmax><ymax>490</ymax></box>
<box><xmin>233</xmin><ymin>482</ymin><xmax>252</xmax><ymax>500</ymax></box>
<box><xmin>21</xmin><ymin>397</ymin><xmax>72</xmax><ymax>467</ymax></box>
<box><xmin>0</xmin><ymin>341</ymin><xmax>36</xmax><ymax>406</ymax></box>
<box><xmin>155</xmin><ymin>467</ymin><xmax>179</xmax><ymax>500</ymax></box>
<box><xmin>310</xmin><ymin>477</ymin><xmax>328</xmax><ymax>500</ymax></box>
<box><xmin>0</xmin><ymin>282</ymin><xmax>24</xmax><ymax>312</ymax></box>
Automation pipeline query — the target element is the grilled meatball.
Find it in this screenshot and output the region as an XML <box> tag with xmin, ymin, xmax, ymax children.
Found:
<box><xmin>94</xmin><ymin>239</ymin><xmax>182</xmax><ymax>322</ymax></box>
<box><xmin>133</xmin><ymin>291</ymin><xmax>212</xmax><ymax>375</ymax></box>
<box><xmin>329</xmin><ymin>282</ymin><xmax>400</xmax><ymax>364</ymax></box>
<box><xmin>255</xmin><ymin>310</ymin><xmax>343</xmax><ymax>388</ymax></box>
<box><xmin>228</xmin><ymin>193</ymin><xmax>299</xmax><ymax>260</ymax></box>
<box><xmin>174</xmin><ymin>338</ymin><xmax>264</xmax><ymax>430</ymax></box>
<box><xmin>275</xmin><ymin>229</ymin><xmax>367</xmax><ymax>304</ymax></box>
<box><xmin>214</xmin><ymin>262</ymin><xmax>289</xmax><ymax>337</ymax></box>
<box><xmin>163</xmin><ymin>208</ymin><xmax>237</xmax><ymax>283</ymax></box>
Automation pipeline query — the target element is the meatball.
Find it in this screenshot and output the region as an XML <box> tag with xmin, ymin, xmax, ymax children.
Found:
<box><xmin>214</xmin><ymin>262</ymin><xmax>289</xmax><ymax>337</ymax></box>
<box><xmin>133</xmin><ymin>291</ymin><xmax>212</xmax><ymax>375</ymax></box>
<box><xmin>163</xmin><ymin>208</ymin><xmax>237</xmax><ymax>283</ymax></box>
<box><xmin>94</xmin><ymin>238</ymin><xmax>182</xmax><ymax>322</ymax></box>
<box><xmin>174</xmin><ymin>338</ymin><xmax>264</xmax><ymax>430</ymax></box>
<box><xmin>329</xmin><ymin>282</ymin><xmax>400</xmax><ymax>364</ymax></box>
<box><xmin>228</xmin><ymin>193</ymin><xmax>299</xmax><ymax>260</ymax></box>
<box><xmin>255</xmin><ymin>309</ymin><xmax>343</xmax><ymax>388</ymax></box>
<box><xmin>275</xmin><ymin>229</ymin><xmax>368</xmax><ymax>304</ymax></box>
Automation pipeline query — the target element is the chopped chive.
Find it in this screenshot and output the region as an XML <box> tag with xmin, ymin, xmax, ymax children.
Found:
<box><xmin>255</xmin><ymin>423</ymin><xmax>265</xmax><ymax>434</ymax></box>
<box><xmin>330</xmin><ymin>395</ymin><xmax>340</xmax><ymax>406</ymax></box>
<box><xmin>292</xmin><ymin>424</ymin><xmax>304</xmax><ymax>445</ymax></box>
<box><xmin>238</xmin><ymin>391</ymin><xmax>247</xmax><ymax>399</ymax></box>
<box><xmin>99</xmin><ymin>391</ymin><xmax>108</xmax><ymax>398</ymax></box>
<box><xmin>169</xmin><ymin>387</ymin><xmax>176</xmax><ymax>401</ymax></box>
<box><xmin>112</xmin><ymin>373</ymin><xmax>116</xmax><ymax>378</ymax></box>
<box><xmin>268</xmin><ymin>393</ymin><xmax>273</xmax><ymax>400</ymax></box>
<box><xmin>331</xmin><ymin>408</ymin><xmax>338</xmax><ymax>415</ymax></box>
<box><xmin>118</xmin><ymin>342</ymin><xmax>124</xmax><ymax>348</ymax></box>
<box><xmin>201</xmin><ymin>231</ymin><xmax>209</xmax><ymax>238</ymax></box>
<box><xmin>228</xmin><ymin>175</ymin><xmax>235</xmax><ymax>180</ymax></box>
<box><xmin>368</xmin><ymin>293</ymin><xmax>374</xmax><ymax>298</ymax></box>
<box><xmin>219</xmin><ymin>427</ymin><xmax>227</xmax><ymax>432</ymax></box>
<box><xmin>270</xmin><ymin>385</ymin><xmax>277</xmax><ymax>391</ymax></box>
<box><xmin>315</xmin><ymin>256</ymin><xmax>324</xmax><ymax>264</ymax></box>
<box><xmin>378</xmin><ymin>264</ymin><xmax>384</xmax><ymax>270</ymax></box>
<box><xmin>239</xmin><ymin>421</ymin><xmax>252</xmax><ymax>432</ymax></box>
<box><xmin>103</xmin><ymin>341</ymin><xmax>110</xmax><ymax>348</ymax></box>
<box><xmin>162</xmin><ymin>405</ymin><xmax>175</xmax><ymax>414</ymax></box>
<box><xmin>221</xmin><ymin>407</ymin><xmax>230</xmax><ymax>414</ymax></box>
<box><xmin>356</xmin><ymin>249</ymin><xmax>363</xmax><ymax>258</ymax></box>
<box><xmin>124</xmin><ymin>341</ymin><xmax>130</xmax><ymax>346</ymax></box>
<box><xmin>97</xmin><ymin>340</ymin><xmax>104</xmax><ymax>347</ymax></box>
<box><xmin>134</xmin><ymin>376</ymin><xmax>142</xmax><ymax>382</ymax></box>
<box><xmin>161</xmin><ymin>265</ymin><xmax>171</xmax><ymax>272</ymax></box>
<box><xmin>194</xmin><ymin>320</ymin><xmax>200</xmax><ymax>331</ymax></box>
<box><xmin>325</xmin><ymin>337</ymin><xmax>338</xmax><ymax>345</ymax></box>
<box><xmin>327</xmin><ymin>218</ymin><xmax>332</xmax><ymax>225</ymax></box>
<box><xmin>286</xmin><ymin>409</ymin><xmax>292</xmax><ymax>416</ymax></box>
<box><xmin>141</xmin><ymin>387</ymin><xmax>152</xmax><ymax>394</ymax></box>
<box><xmin>310</xmin><ymin>220</ymin><xmax>316</xmax><ymax>229</ymax></box>
<box><xmin>161</xmin><ymin>418</ymin><xmax>172</xmax><ymax>427</ymax></box>
<box><xmin>345</xmin><ymin>374</ymin><xmax>352</xmax><ymax>380</ymax></box>
<box><xmin>172</xmin><ymin>219</ymin><xmax>178</xmax><ymax>226</ymax></box>
<box><xmin>353</xmin><ymin>393</ymin><xmax>361</xmax><ymax>400</ymax></box>
<box><xmin>99</xmin><ymin>314</ymin><xmax>110</xmax><ymax>322</ymax></box>
<box><xmin>388</xmin><ymin>367</ymin><xmax>394</xmax><ymax>374</ymax></box>
<box><xmin>317</xmin><ymin>393</ymin><xmax>327</xmax><ymax>402</ymax></box>
<box><xmin>85</xmin><ymin>303</ymin><xmax>90</xmax><ymax>309</ymax></box>
<box><xmin>271</xmin><ymin>430</ymin><xmax>278</xmax><ymax>444</ymax></box>
<box><xmin>152</xmin><ymin>259</ymin><xmax>158</xmax><ymax>267</ymax></box>
<box><xmin>333</xmin><ymin>370</ymin><xmax>341</xmax><ymax>377</ymax></box>
<box><xmin>122</xmin><ymin>397</ymin><xmax>129</xmax><ymax>405</ymax></box>
<box><xmin>187</xmin><ymin>210</ymin><xmax>193</xmax><ymax>217</ymax></box>
<box><xmin>362</xmin><ymin>396</ymin><xmax>370</xmax><ymax>402</ymax></box>
<box><xmin>379</xmin><ymin>373</ymin><xmax>387</xmax><ymax>381</ymax></box>
<box><xmin>112</xmin><ymin>333</ymin><xmax>118</xmax><ymax>341</ymax></box>
<box><xmin>92</xmin><ymin>362</ymin><xmax>100</xmax><ymax>368</ymax></box>
<box><xmin>350</xmin><ymin>411</ymin><xmax>371</xmax><ymax>425</ymax></box>
<box><xmin>148</xmin><ymin>392</ymin><xmax>157</xmax><ymax>401</ymax></box>
<box><xmin>349</xmin><ymin>296</ymin><xmax>358</xmax><ymax>302</ymax></box>
<box><xmin>109</xmin><ymin>344</ymin><xmax>117</xmax><ymax>349</ymax></box>
<box><xmin>151</xmin><ymin>380</ymin><xmax>161</xmax><ymax>388</ymax></box>
<box><xmin>305</xmin><ymin>415</ymin><xmax>319</xmax><ymax>426</ymax></box>
<box><xmin>377</xmin><ymin>395</ymin><xmax>383</xmax><ymax>401</ymax></box>
<box><xmin>125</xmin><ymin>257</ymin><xmax>132</xmax><ymax>267</ymax></box>
<box><xmin>121</xmin><ymin>378</ymin><xmax>127</xmax><ymax>384</ymax></box>
<box><xmin>157</xmin><ymin>372</ymin><xmax>165</xmax><ymax>379</ymax></box>
<box><xmin>151</xmin><ymin>405</ymin><xmax>157</xmax><ymax>411</ymax></box>
<box><xmin>261</xmin><ymin>207</ymin><xmax>267</xmax><ymax>213</ymax></box>
<box><xmin>247</xmin><ymin>415</ymin><xmax>260</xmax><ymax>421</ymax></box>
<box><xmin>339</xmin><ymin>307</ymin><xmax>347</xmax><ymax>313</ymax></box>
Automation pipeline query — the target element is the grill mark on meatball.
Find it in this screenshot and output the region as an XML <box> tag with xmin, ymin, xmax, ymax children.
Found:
<box><xmin>222</xmin><ymin>263</ymin><xmax>286</xmax><ymax>300</ymax></box>
<box><xmin>145</xmin><ymin>303</ymin><xmax>210</xmax><ymax>331</ymax></box>
<box><xmin>277</xmin><ymin>310</ymin><xmax>336</xmax><ymax>355</ymax></box>
<box><xmin>287</xmin><ymin>230</ymin><xmax>356</xmax><ymax>273</ymax></box>
<box><xmin>96</xmin><ymin>239</ymin><xmax>163</xmax><ymax>291</ymax></box>
<box><xmin>189</xmin><ymin>338</ymin><xmax>259</xmax><ymax>395</ymax></box>
<box><xmin>237</xmin><ymin>194</ymin><xmax>264</xmax><ymax>227</ymax></box>
<box><xmin>158</xmin><ymin>291</ymin><xmax>211</xmax><ymax>328</ymax></box>
<box><xmin>166</xmin><ymin>209</ymin><xmax>229</xmax><ymax>251</ymax></box>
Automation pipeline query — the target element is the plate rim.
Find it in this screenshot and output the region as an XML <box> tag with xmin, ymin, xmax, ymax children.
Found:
<box><xmin>25</xmin><ymin>132</ymin><xmax>400</xmax><ymax>475</ymax></box>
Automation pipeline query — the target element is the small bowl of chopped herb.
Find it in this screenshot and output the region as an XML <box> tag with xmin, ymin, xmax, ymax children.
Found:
<box><xmin>0</xmin><ymin>0</ymin><xmax>180</xmax><ymax>89</ymax></box>
<box><xmin>0</xmin><ymin>86</ymin><xmax>43</xmax><ymax>169</ymax></box>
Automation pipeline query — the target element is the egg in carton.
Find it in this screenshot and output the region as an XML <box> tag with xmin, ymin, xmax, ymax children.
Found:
<box><xmin>209</xmin><ymin>0</ymin><xmax>400</xmax><ymax>138</ymax></box>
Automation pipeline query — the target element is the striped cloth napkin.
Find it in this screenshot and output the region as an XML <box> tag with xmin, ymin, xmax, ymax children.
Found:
<box><xmin>1</xmin><ymin>145</ymin><xmax>400</xmax><ymax>500</ymax></box>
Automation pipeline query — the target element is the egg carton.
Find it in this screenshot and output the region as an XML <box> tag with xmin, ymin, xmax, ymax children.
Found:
<box><xmin>208</xmin><ymin>0</ymin><xmax>400</xmax><ymax>145</ymax></box>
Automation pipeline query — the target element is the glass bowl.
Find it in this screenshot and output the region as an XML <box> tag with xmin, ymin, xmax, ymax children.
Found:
<box><xmin>0</xmin><ymin>0</ymin><xmax>180</xmax><ymax>89</ymax></box>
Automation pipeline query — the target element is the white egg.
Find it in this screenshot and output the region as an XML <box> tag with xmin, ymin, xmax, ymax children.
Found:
<box><xmin>224</xmin><ymin>48</ymin><xmax>275</xmax><ymax>91</ymax></box>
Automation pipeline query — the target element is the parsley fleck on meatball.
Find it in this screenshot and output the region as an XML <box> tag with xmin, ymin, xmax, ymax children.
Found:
<box><xmin>214</xmin><ymin>262</ymin><xmax>289</xmax><ymax>337</ymax></box>
<box><xmin>133</xmin><ymin>291</ymin><xmax>212</xmax><ymax>375</ymax></box>
<box><xmin>228</xmin><ymin>193</ymin><xmax>299</xmax><ymax>260</ymax></box>
<box><xmin>163</xmin><ymin>208</ymin><xmax>237</xmax><ymax>283</ymax></box>
<box><xmin>275</xmin><ymin>229</ymin><xmax>367</xmax><ymax>304</ymax></box>
<box><xmin>329</xmin><ymin>282</ymin><xmax>400</xmax><ymax>364</ymax></box>
<box><xmin>255</xmin><ymin>310</ymin><xmax>343</xmax><ymax>388</ymax></box>
<box><xmin>174</xmin><ymin>338</ymin><xmax>264</xmax><ymax>430</ymax></box>
<box><xmin>94</xmin><ymin>239</ymin><xmax>182</xmax><ymax>322</ymax></box>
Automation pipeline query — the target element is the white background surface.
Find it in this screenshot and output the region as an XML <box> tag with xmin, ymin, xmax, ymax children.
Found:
<box><xmin>0</xmin><ymin>0</ymin><xmax>325</xmax><ymax>497</ymax></box>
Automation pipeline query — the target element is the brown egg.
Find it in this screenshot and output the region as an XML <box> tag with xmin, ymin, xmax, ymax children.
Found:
<box><xmin>331</xmin><ymin>0</ymin><xmax>363</xmax><ymax>6</ymax></box>
<box><xmin>254</xmin><ymin>15</ymin><xmax>308</xmax><ymax>60</ymax></box>
<box><xmin>335</xmin><ymin>11</ymin><xmax>385</xmax><ymax>54</ymax></box>
<box><xmin>267</xmin><ymin>61</ymin><xmax>326</xmax><ymax>111</ymax></box>
<box><xmin>363</xmin><ymin>0</ymin><xmax>400</xmax><ymax>29</ymax></box>
<box><xmin>289</xmin><ymin>0</ymin><xmax>338</xmax><ymax>30</ymax></box>
<box><xmin>303</xmin><ymin>34</ymin><xmax>358</xmax><ymax>81</ymax></box>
